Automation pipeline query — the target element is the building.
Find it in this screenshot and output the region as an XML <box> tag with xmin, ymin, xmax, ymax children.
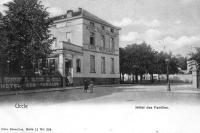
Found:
<box><xmin>49</xmin><ymin>8</ymin><xmax>121</xmax><ymax>85</ymax></box>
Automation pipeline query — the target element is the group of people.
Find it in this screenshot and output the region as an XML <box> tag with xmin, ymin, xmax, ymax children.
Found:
<box><xmin>83</xmin><ymin>80</ymin><xmax>93</xmax><ymax>93</ymax></box>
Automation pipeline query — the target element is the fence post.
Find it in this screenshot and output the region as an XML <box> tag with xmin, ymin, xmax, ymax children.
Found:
<box><xmin>192</xmin><ymin>70</ymin><xmax>198</xmax><ymax>89</ymax></box>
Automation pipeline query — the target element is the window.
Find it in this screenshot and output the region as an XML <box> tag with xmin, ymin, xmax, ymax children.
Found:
<box><xmin>49</xmin><ymin>59</ymin><xmax>56</xmax><ymax>73</ymax></box>
<box><xmin>110</xmin><ymin>28</ymin><xmax>114</xmax><ymax>33</ymax></box>
<box><xmin>76</xmin><ymin>59</ymin><xmax>81</xmax><ymax>73</ymax></box>
<box><xmin>101</xmin><ymin>57</ymin><xmax>106</xmax><ymax>74</ymax></box>
<box><xmin>101</xmin><ymin>25</ymin><xmax>105</xmax><ymax>30</ymax></box>
<box><xmin>90</xmin><ymin>32</ymin><xmax>95</xmax><ymax>45</ymax></box>
<box><xmin>90</xmin><ymin>55</ymin><xmax>95</xmax><ymax>73</ymax></box>
<box><xmin>110</xmin><ymin>37</ymin><xmax>115</xmax><ymax>49</ymax></box>
<box><xmin>111</xmin><ymin>58</ymin><xmax>114</xmax><ymax>74</ymax></box>
<box><xmin>90</xmin><ymin>22</ymin><xmax>95</xmax><ymax>27</ymax></box>
<box><xmin>101</xmin><ymin>35</ymin><xmax>105</xmax><ymax>48</ymax></box>
<box><xmin>66</xmin><ymin>32</ymin><xmax>72</xmax><ymax>42</ymax></box>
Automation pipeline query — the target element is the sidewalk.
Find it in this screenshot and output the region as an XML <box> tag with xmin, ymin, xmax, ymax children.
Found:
<box><xmin>0</xmin><ymin>86</ymin><xmax>83</xmax><ymax>96</ymax></box>
<box><xmin>0</xmin><ymin>84</ymin><xmax>120</xmax><ymax>96</ymax></box>
<box><xmin>171</xmin><ymin>89</ymin><xmax>200</xmax><ymax>94</ymax></box>
<box><xmin>119</xmin><ymin>84</ymin><xmax>200</xmax><ymax>94</ymax></box>
<box><xmin>0</xmin><ymin>84</ymin><xmax>199</xmax><ymax>96</ymax></box>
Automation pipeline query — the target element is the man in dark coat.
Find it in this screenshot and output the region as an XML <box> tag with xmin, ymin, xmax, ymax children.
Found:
<box><xmin>83</xmin><ymin>80</ymin><xmax>88</xmax><ymax>93</ymax></box>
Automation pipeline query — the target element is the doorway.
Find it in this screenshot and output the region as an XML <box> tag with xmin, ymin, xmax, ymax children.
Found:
<box><xmin>65</xmin><ymin>60</ymin><xmax>73</xmax><ymax>85</ymax></box>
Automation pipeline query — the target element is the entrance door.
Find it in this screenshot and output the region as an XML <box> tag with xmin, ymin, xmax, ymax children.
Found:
<box><xmin>65</xmin><ymin>60</ymin><xmax>73</xmax><ymax>85</ymax></box>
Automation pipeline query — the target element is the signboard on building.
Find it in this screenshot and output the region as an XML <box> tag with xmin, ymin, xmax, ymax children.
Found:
<box><xmin>0</xmin><ymin>76</ymin><xmax>62</xmax><ymax>90</ymax></box>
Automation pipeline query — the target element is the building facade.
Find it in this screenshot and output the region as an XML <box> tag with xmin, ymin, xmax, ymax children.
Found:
<box><xmin>49</xmin><ymin>8</ymin><xmax>120</xmax><ymax>85</ymax></box>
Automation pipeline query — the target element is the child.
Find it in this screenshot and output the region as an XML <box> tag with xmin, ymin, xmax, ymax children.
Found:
<box><xmin>83</xmin><ymin>80</ymin><xmax>88</xmax><ymax>93</ymax></box>
<box><xmin>89</xmin><ymin>80</ymin><xmax>94</xmax><ymax>93</ymax></box>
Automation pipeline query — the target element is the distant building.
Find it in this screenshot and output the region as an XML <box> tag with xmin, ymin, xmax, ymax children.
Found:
<box><xmin>48</xmin><ymin>8</ymin><xmax>121</xmax><ymax>85</ymax></box>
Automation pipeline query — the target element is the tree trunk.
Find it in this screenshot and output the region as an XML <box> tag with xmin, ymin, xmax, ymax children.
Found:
<box><xmin>150</xmin><ymin>73</ymin><xmax>154</xmax><ymax>83</ymax></box>
<box><xmin>135</xmin><ymin>74</ymin><xmax>138</xmax><ymax>83</ymax></box>
<box><xmin>132</xmin><ymin>74</ymin><xmax>134</xmax><ymax>84</ymax></box>
<box><xmin>140</xmin><ymin>74</ymin><xmax>143</xmax><ymax>84</ymax></box>
<box><xmin>120</xmin><ymin>73</ymin><xmax>122</xmax><ymax>83</ymax></box>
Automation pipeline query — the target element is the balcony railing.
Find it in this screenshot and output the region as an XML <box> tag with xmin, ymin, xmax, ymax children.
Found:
<box><xmin>84</xmin><ymin>44</ymin><xmax>117</xmax><ymax>54</ymax></box>
<box><xmin>86</xmin><ymin>25</ymin><xmax>118</xmax><ymax>37</ymax></box>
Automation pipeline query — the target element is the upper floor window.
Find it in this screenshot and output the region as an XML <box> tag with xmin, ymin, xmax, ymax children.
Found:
<box><xmin>76</xmin><ymin>59</ymin><xmax>81</xmax><ymax>73</ymax></box>
<box><xmin>90</xmin><ymin>32</ymin><xmax>95</xmax><ymax>45</ymax></box>
<box><xmin>110</xmin><ymin>37</ymin><xmax>115</xmax><ymax>49</ymax></box>
<box><xmin>90</xmin><ymin>22</ymin><xmax>95</xmax><ymax>27</ymax></box>
<box><xmin>110</xmin><ymin>28</ymin><xmax>114</xmax><ymax>33</ymax></box>
<box><xmin>66</xmin><ymin>32</ymin><xmax>72</xmax><ymax>42</ymax></box>
<box><xmin>101</xmin><ymin>35</ymin><xmax>106</xmax><ymax>48</ymax></box>
<box><xmin>101</xmin><ymin>25</ymin><xmax>105</xmax><ymax>30</ymax></box>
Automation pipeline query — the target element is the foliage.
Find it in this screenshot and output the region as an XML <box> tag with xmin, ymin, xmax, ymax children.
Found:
<box><xmin>0</xmin><ymin>12</ymin><xmax>8</xmax><ymax>75</ymax></box>
<box><xmin>176</xmin><ymin>55</ymin><xmax>187</xmax><ymax>70</ymax></box>
<box><xmin>1</xmin><ymin>0</ymin><xmax>54</xmax><ymax>74</ymax></box>
<box><xmin>189</xmin><ymin>47</ymin><xmax>200</xmax><ymax>71</ymax></box>
<box><xmin>120</xmin><ymin>42</ymin><xmax>179</xmax><ymax>83</ymax></box>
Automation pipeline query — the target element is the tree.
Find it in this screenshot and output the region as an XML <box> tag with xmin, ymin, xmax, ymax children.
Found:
<box><xmin>119</xmin><ymin>48</ymin><xmax>128</xmax><ymax>83</ymax></box>
<box><xmin>119</xmin><ymin>42</ymin><xmax>180</xmax><ymax>84</ymax></box>
<box><xmin>176</xmin><ymin>54</ymin><xmax>187</xmax><ymax>70</ymax></box>
<box><xmin>0</xmin><ymin>12</ymin><xmax>8</xmax><ymax>75</ymax></box>
<box><xmin>156</xmin><ymin>51</ymin><xmax>179</xmax><ymax>75</ymax></box>
<box><xmin>2</xmin><ymin>0</ymin><xmax>54</xmax><ymax>74</ymax></box>
<box><xmin>121</xmin><ymin>42</ymin><xmax>157</xmax><ymax>83</ymax></box>
<box><xmin>189</xmin><ymin>47</ymin><xmax>200</xmax><ymax>71</ymax></box>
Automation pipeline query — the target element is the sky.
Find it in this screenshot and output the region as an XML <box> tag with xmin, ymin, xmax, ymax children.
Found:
<box><xmin>0</xmin><ymin>0</ymin><xmax>200</xmax><ymax>56</ymax></box>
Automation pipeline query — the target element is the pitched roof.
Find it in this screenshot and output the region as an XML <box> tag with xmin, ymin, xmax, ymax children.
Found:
<box><xmin>51</xmin><ymin>8</ymin><xmax>120</xmax><ymax>30</ymax></box>
<box><xmin>81</xmin><ymin>9</ymin><xmax>120</xmax><ymax>29</ymax></box>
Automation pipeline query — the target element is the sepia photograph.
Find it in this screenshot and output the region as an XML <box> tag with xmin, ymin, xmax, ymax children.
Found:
<box><xmin>0</xmin><ymin>0</ymin><xmax>200</xmax><ymax>133</ymax></box>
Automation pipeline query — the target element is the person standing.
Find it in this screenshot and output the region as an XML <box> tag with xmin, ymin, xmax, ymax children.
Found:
<box><xmin>89</xmin><ymin>80</ymin><xmax>94</xmax><ymax>93</ymax></box>
<box><xmin>83</xmin><ymin>80</ymin><xmax>88</xmax><ymax>93</ymax></box>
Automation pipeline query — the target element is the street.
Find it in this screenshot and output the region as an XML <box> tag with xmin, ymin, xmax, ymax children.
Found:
<box><xmin>0</xmin><ymin>83</ymin><xmax>199</xmax><ymax>105</ymax></box>
<box><xmin>0</xmin><ymin>83</ymin><xmax>200</xmax><ymax>133</ymax></box>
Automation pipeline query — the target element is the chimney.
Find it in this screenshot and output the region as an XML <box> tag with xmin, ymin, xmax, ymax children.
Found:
<box><xmin>78</xmin><ymin>8</ymin><xmax>82</xmax><ymax>12</ymax></box>
<box><xmin>66</xmin><ymin>10</ymin><xmax>73</xmax><ymax>18</ymax></box>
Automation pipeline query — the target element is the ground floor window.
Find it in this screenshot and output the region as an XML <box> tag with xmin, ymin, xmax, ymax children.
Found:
<box><xmin>49</xmin><ymin>59</ymin><xmax>56</xmax><ymax>73</ymax></box>
<box><xmin>111</xmin><ymin>58</ymin><xmax>114</xmax><ymax>74</ymax></box>
<box><xmin>90</xmin><ymin>55</ymin><xmax>95</xmax><ymax>73</ymax></box>
<box><xmin>76</xmin><ymin>58</ymin><xmax>81</xmax><ymax>73</ymax></box>
<box><xmin>101</xmin><ymin>57</ymin><xmax>106</xmax><ymax>74</ymax></box>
